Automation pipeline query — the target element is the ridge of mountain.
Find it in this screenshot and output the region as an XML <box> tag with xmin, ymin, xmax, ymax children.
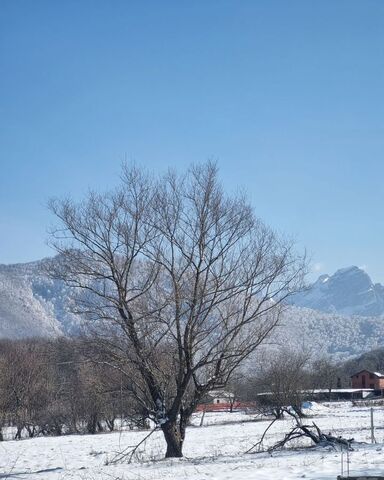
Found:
<box><xmin>1</xmin><ymin>259</ymin><xmax>384</xmax><ymax>360</ymax></box>
<box><xmin>0</xmin><ymin>257</ymin><xmax>80</xmax><ymax>339</ymax></box>
<box><xmin>289</xmin><ymin>266</ymin><xmax>384</xmax><ymax>317</ymax></box>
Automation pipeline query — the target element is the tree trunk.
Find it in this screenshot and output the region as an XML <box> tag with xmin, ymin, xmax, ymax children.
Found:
<box><xmin>15</xmin><ymin>425</ymin><xmax>22</xmax><ymax>440</ymax></box>
<box><xmin>106</xmin><ymin>418</ymin><xmax>115</xmax><ymax>431</ymax></box>
<box><xmin>272</xmin><ymin>408</ymin><xmax>283</xmax><ymax>419</ymax></box>
<box><xmin>161</xmin><ymin>420</ymin><xmax>184</xmax><ymax>458</ymax></box>
<box><xmin>87</xmin><ymin>413</ymin><xmax>98</xmax><ymax>434</ymax></box>
<box><xmin>292</xmin><ymin>405</ymin><xmax>305</xmax><ymax>418</ymax></box>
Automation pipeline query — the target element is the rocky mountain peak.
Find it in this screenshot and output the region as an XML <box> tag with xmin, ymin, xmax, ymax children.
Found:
<box><xmin>290</xmin><ymin>266</ymin><xmax>384</xmax><ymax>316</ymax></box>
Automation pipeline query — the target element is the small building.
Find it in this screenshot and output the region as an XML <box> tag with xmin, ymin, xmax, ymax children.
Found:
<box><xmin>351</xmin><ymin>370</ymin><xmax>384</xmax><ymax>391</ymax></box>
<box><xmin>205</xmin><ymin>389</ymin><xmax>234</xmax><ymax>405</ymax></box>
<box><xmin>196</xmin><ymin>389</ymin><xmax>256</xmax><ymax>412</ymax></box>
<box><xmin>309</xmin><ymin>388</ymin><xmax>373</xmax><ymax>401</ymax></box>
<box><xmin>257</xmin><ymin>388</ymin><xmax>373</xmax><ymax>402</ymax></box>
<box><xmin>196</xmin><ymin>389</ymin><xmax>238</xmax><ymax>412</ymax></box>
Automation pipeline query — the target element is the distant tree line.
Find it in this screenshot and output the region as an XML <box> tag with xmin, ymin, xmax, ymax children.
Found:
<box><xmin>0</xmin><ymin>337</ymin><xmax>147</xmax><ymax>441</ymax></box>
<box><xmin>232</xmin><ymin>348</ymin><xmax>346</xmax><ymax>419</ymax></box>
<box><xmin>1</xmin><ymin>335</ymin><xmax>381</xmax><ymax>442</ymax></box>
<box><xmin>342</xmin><ymin>347</ymin><xmax>384</xmax><ymax>378</ymax></box>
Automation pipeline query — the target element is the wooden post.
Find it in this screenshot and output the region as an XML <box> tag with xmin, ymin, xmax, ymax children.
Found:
<box><xmin>371</xmin><ymin>407</ymin><xmax>375</xmax><ymax>443</ymax></box>
<box><xmin>200</xmin><ymin>407</ymin><xmax>206</xmax><ymax>427</ymax></box>
<box><xmin>346</xmin><ymin>446</ymin><xmax>350</xmax><ymax>477</ymax></box>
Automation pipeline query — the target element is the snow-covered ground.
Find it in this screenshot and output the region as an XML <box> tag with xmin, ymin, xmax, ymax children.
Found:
<box><xmin>1</xmin><ymin>402</ymin><xmax>384</xmax><ymax>479</ymax></box>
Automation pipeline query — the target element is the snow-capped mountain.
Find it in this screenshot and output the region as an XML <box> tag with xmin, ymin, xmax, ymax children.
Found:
<box><xmin>1</xmin><ymin>259</ymin><xmax>384</xmax><ymax>360</ymax></box>
<box><xmin>289</xmin><ymin>266</ymin><xmax>384</xmax><ymax>317</ymax></box>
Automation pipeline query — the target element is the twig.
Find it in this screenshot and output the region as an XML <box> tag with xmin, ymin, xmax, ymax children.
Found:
<box><xmin>109</xmin><ymin>427</ymin><xmax>159</xmax><ymax>464</ymax></box>
<box><xmin>245</xmin><ymin>417</ymin><xmax>278</xmax><ymax>453</ymax></box>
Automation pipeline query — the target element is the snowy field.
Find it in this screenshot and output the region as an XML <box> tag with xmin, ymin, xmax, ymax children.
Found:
<box><xmin>1</xmin><ymin>402</ymin><xmax>384</xmax><ymax>479</ymax></box>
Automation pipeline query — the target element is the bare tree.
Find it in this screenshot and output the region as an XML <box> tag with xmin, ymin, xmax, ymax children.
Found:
<box><xmin>0</xmin><ymin>340</ymin><xmax>52</xmax><ymax>439</ymax></box>
<box><xmin>48</xmin><ymin>162</ymin><xmax>306</xmax><ymax>458</ymax></box>
<box><xmin>309</xmin><ymin>358</ymin><xmax>341</xmax><ymax>401</ymax></box>
<box><xmin>252</xmin><ymin>348</ymin><xmax>312</xmax><ymax>419</ymax></box>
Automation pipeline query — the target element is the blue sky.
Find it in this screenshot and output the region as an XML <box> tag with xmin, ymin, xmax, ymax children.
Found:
<box><xmin>0</xmin><ymin>0</ymin><xmax>383</xmax><ymax>282</ymax></box>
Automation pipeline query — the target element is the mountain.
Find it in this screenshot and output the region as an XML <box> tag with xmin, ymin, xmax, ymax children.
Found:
<box><xmin>277</xmin><ymin>305</ymin><xmax>384</xmax><ymax>361</ymax></box>
<box><xmin>289</xmin><ymin>266</ymin><xmax>384</xmax><ymax>317</ymax></box>
<box><xmin>0</xmin><ymin>258</ymin><xmax>80</xmax><ymax>339</ymax></box>
<box><xmin>1</xmin><ymin>258</ymin><xmax>384</xmax><ymax>360</ymax></box>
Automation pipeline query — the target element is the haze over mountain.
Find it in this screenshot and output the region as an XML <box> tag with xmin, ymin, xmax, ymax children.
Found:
<box><xmin>1</xmin><ymin>259</ymin><xmax>384</xmax><ymax>360</ymax></box>
<box><xmin>290</xmin><ymin>266</ymin><xmax>384</xmax><ymax>317</ymax></box>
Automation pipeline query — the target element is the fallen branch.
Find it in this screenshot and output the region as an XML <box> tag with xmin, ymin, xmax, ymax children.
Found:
<box><xmin>247</xmin><ymin>410</ymin><xmax>354</xmax><ymax>454</ymax></box>
<box><xmin>245</xmin><ymin>417</ymin><xmax>278</xmax><ymax>453</ymax></box>
<box><xmin>108</xmin><ymin>427</ymin><xmax>159</xmax><ymax>464</ymax></box>
<box><xmin>268</xmin><ymin>421</ymin><xmax>354</xmax><ymax>453</ymax></box>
